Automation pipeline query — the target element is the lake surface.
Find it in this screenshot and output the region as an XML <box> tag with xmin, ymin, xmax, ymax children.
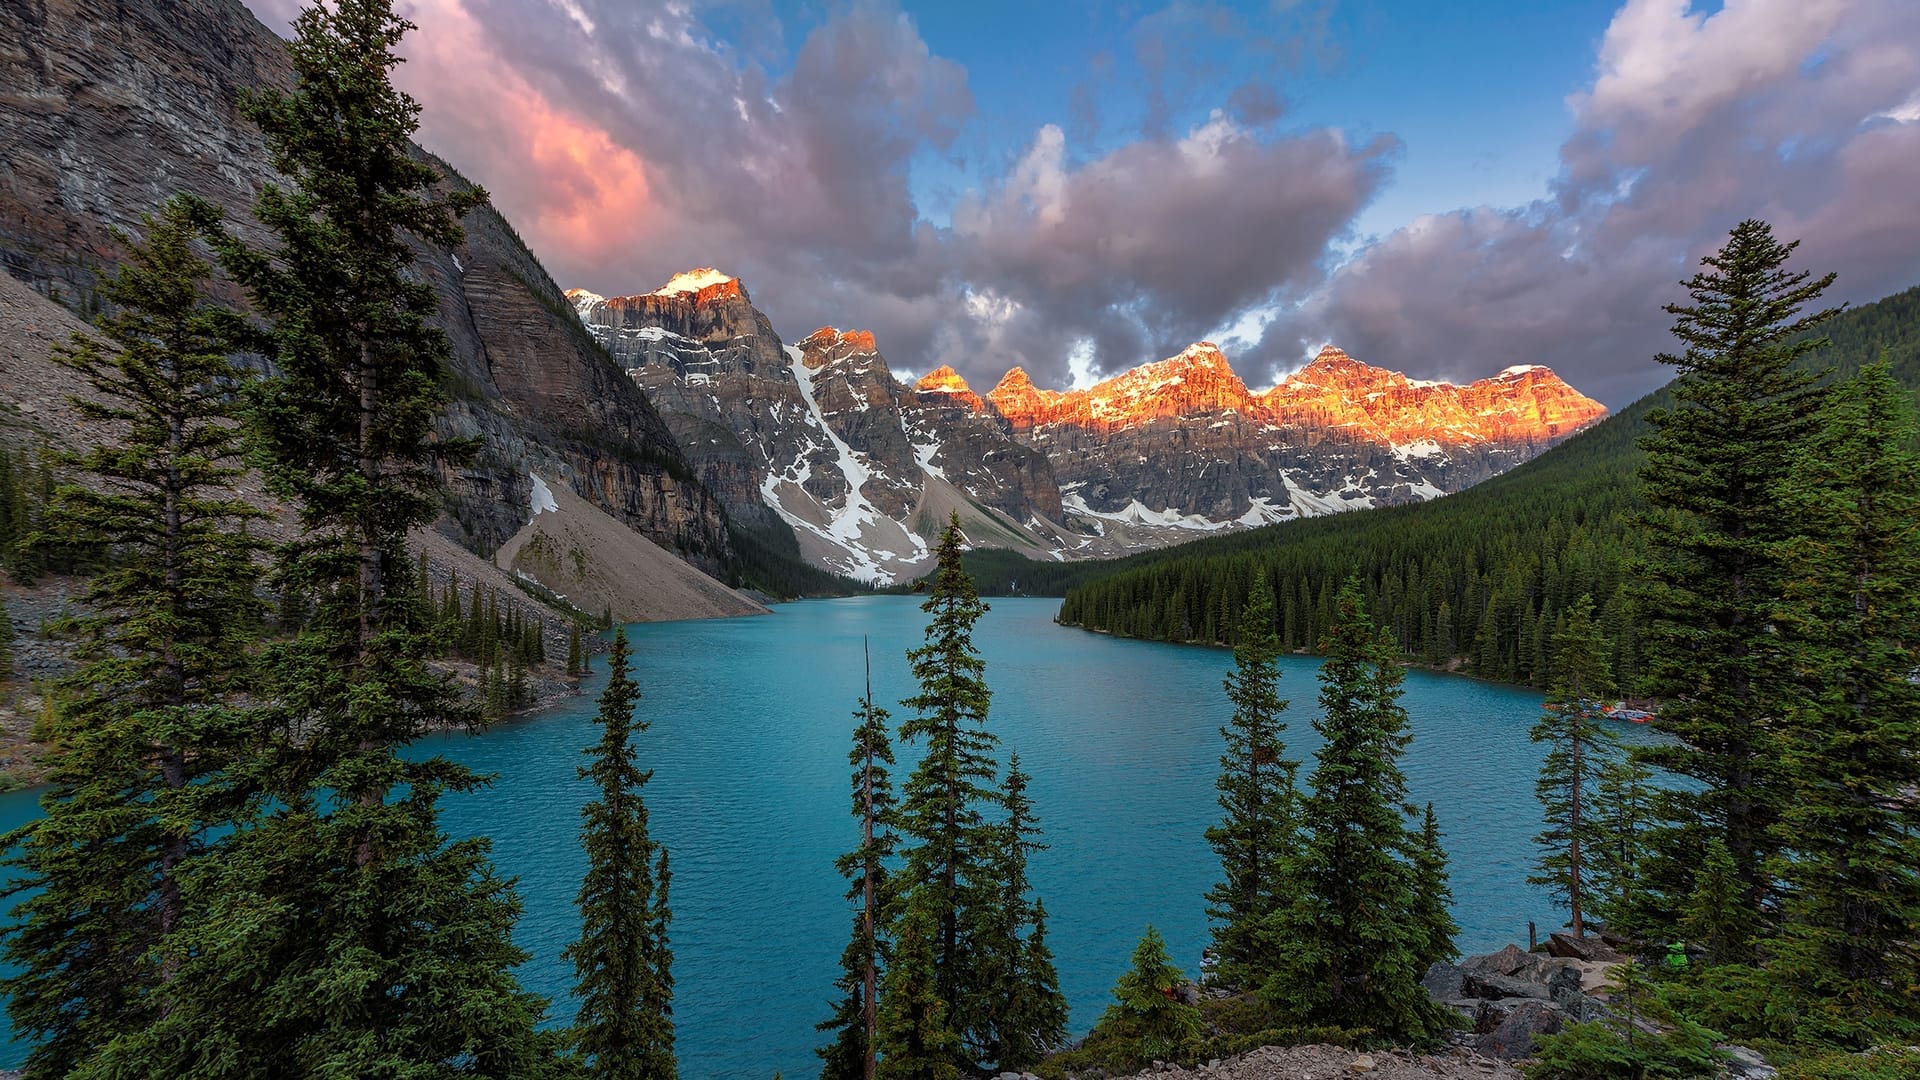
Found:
<box><xmin>0</xmin><ymin>595</ymin><xmax>1664</xmax><ymax>1075</ymax></box>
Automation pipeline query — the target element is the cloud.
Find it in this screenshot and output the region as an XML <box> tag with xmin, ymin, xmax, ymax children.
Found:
<box><xmin>938</xmin><ymin>114</ymin><xmax>1395</xmax><ymax>384</ymax></box>
<box><xmin>1259</xmin><ymin>0</ymin><xmax>1920</xmax><ymax>406</ymax></box>
<box><xmin>342</xmin><ymin>0</ymin><xmax>1387</xmax><ymax>393</ymax></box>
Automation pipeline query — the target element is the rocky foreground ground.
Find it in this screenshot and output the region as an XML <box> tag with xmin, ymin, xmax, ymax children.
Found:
<box><xmin>1087</xmin><ymin>1043</ymin><xmax>1524</xmax><ymax>1079</ymax></box>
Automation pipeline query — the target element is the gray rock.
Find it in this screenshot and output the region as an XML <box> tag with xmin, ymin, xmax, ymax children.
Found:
<box><xmin>1546</xmin><ymin>931</ymin><xmax>1623</xmax><ymax>963</ymax></box>
<box><xmin>1721</xmin><ymin>1044</ymin><xmax>1777</xmax><ymax>1079</ymax></box>
<box><xmin>1422</xmin><ymin>961</ymin><xmax>1466</xmax><ymax>1000</ymax></box>
<box><xmin>1546</xmin><ymin>965</ymin><xmax>1584</xmax><ymax>1002</ymax></box>
<box><xmin>1462</xmin><ymin>971</ymin><xmax>1550</xmax><ymax>1001</ymax></box>
<box><xmin>1464</xmin><ymin>944</ymin><xmax>1530</xmax><ymax>978</ymax></box>
<box><xmin>1476</xmin><ymin>1000</ymin><xmax>1563</xmax><ymax>1060</ymax></box>
<box><xmin>1557</xmin><ymin>992</ymin><xmax>1613</xmax><ymax>1024</ymax></box>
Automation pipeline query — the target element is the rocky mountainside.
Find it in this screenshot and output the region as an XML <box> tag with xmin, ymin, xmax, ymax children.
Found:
<box><xmin>570</xmin><ymin>278</ymin><xmax>1069</xmax><ymax>581</ymax></box>
<box><xmin>571</xmin><ymin>271</ymin><xmax>1606</xmax><ymax>583</ymax></box>
<box><xmin>987</xmin><ymin>342</ymin><xmax>1607</xmax><ymax>532</ymax></box>
<box><xmin>0</xmin><ymin>0</ymin><xmax>736</xmax><ymax>578</ymax></box>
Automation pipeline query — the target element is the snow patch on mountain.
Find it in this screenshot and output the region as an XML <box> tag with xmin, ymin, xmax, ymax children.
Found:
<box><xmin>528</xmin><ymin>472</ymin><xmax>559</xmax><ymax>518</ymax></box>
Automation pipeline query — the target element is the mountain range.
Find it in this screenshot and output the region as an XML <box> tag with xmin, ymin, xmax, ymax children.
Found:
<box><xmin>570</xmin><ymin>272</ymin><xmax>1606</xmax><ymax>582</ymax></box>
<box><xmin>1</xmin><ymin>0</ymin><xmax>1605</xmax><ymax>598</ymax></box>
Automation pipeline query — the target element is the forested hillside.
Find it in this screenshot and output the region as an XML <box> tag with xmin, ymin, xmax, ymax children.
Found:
<box><xmin>1047</xmin><ymin>285</ymin><xmax>1920</xmax><ymax>686</ymax></box>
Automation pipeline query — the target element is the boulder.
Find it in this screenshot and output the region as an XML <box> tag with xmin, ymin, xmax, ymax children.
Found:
<box><xmin>1547</xmin><ymin>931</ymin><xmax>1624</xmax><ymax>963</ymax></box>
<box><xmin>1546</xmin><ymin>964</ymin><xmax>1585</xmax><ymax>1003</ymax></box>
<box><xmin>1721</xmin><ymin>1044</ymin><xmax>1777</xmax><ymax>1079</ymax></box>
<box><xmin>1421</xmin><ymin>961</ymin><xmax>1466</xmax><ymax>1000</ymax></box>
<box><xmin>1465</xmin><ymin>943</ymin><xmax>1530</xmax><ymax>977</ymax></box>
<box><xmin>1476</xmin><ymin>1000</ymin><xmax>1564</xmax><ymax>1060</ymax></box>
<box><xmin>1558</xmin><ymin>991</ymin><xmax>1613</xmax><ymax>1024</ymax></box>
<box><xmin>1462</xmin><ymin>971</ymin><xmax>1550</xmax><ymax>1001</ymax></box>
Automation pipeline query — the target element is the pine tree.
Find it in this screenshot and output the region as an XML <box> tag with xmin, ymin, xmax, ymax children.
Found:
<box><xmin>1764</xmin><ymin>360</ymin><xmax>1920</xmax><ymax>1032</ymax></box>
<box><xmin>563</xmin><ymin>628</ymin><xmax>674</xmax><ymax>1079</ymax></box>
<box><xmin>894</xmin><ymin>512</ymin><xmax>998</xmax><ymax>1068</ymax></box>
<box><xmin>971</xmin><ymin>753</ymin><xmax>1068</xmax><ymax>1071</ymax></box>
<box><xmin>1262</xmin><ymin>578</ymin><xmax>1450</xmax><ymax>1045</ymax></box>
<box><xmin>1096</xmin><ymin>926</ymin><xmax>1201</xmax><ymax>1054</ymax></box>
<box><xmin>1528</xmin><ymin>597</ymin><xmax>1621</xmax><ymax>939</ymax></box>
<box><xmin>0</xmin><ymin>590</ymin><xmax>12</xmax><ymax>684</ymax></box>
<box><xmin>567</xmin><ymin>627</ymin><xmax>584</xmax><ymax>677</ymax></box>
<box><xmin>1204</xmin><ymin>571</ymin><xmax>1297</xmax><ymax>985</ymax></box>
<box><xmin>0</xmin><ymin>197</ymin><xmax>266</xmax><ymax>1077</ymax></box>
<box><xmin>1588</xmin><ymin>757</ymin><xmax>1656</xmax><ymax>942</ymax></box>
<box><xmin>820</xmin><ymin>643</ymin><xmax>897</xmax><ymax>1080</ymax></box>
<box><xmin>876</xmin><ymin>892</ymin><xmax>961</xmax><ymax>1080</ymax></box>
<box><xmin>1635</xmin><ymin>220</ymin><xmax>1840</xmax><ymax>952</ymax></box>
<box><xmin>1680</xmin><ymin>839</ymin><xmax>1748</xmax><ymax>968</ymax></box>
<box><xmin>94</xmin><ymin>3</ymin><xmax>553</xmax><ymax>1074</ymax></box>
<box><xmin>1411</xmin><ymin>804</ymin><xmax>1460</xmax><ymax>975</ymax></box>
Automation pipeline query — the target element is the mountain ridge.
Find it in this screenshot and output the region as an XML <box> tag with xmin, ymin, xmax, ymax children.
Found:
<box><xmin>569</xmin><ymin>268</ymin><xmax>1609</xmax><ymax>582</ymax></box>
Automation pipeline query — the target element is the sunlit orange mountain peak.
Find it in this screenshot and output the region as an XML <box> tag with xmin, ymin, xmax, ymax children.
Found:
<box><xmin>795</xmin><ymin>326</ymin><xmax>879</xmax><ymax>368</ymax></box>
<box><xmin>976</xmin><ymin>341</ymin><xmax>1605</xmax><ymax>447</ymax></box>
<box><xmin>990</xmin><ymin>341</ymin><xmax>1252</xmax><ymax>433</ymax></box>
<box><xmin>915</xmin><ymin>365</ymin><xmax>984</xmax><ymax>411</ymax></box>
<box><xmin>565</xmin><ymin>270</ymin><xmax>746</xmax><ymax>315</ymax></box>
<box><xmin>1261</xmin><ymin>345</ymin><xmax>1606</xmax><ymax>446</ymax></box>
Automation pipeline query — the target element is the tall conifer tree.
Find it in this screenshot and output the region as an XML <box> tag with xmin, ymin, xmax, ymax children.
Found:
<box><xmin>894</xmin><ymin>513</ymin><xmax>998</xmax><ymax>1070</ymax></box>
<box><xmin>1588</xmin><ymin>757</ymin><xmax>1656</xmax><ymax>942</ymax></box>
<box><xmin>820</xmin><ymin>643</ymin><xmax>897</xmax><ymax>1080</ymax></box>
<box><xmin>1635</xmin><ymin>219</ymin><xmax>1840</xmax><ymax>949</ymax></box>
<box><xmin>1411</xmin><ymin>803</ymin><xmax>1459</xmax><ymax>975</ymax></box>
<box><xmin>1263</xmin><ymin>579</ymin><xmax>1450</xmax><ymax>1045</ymax></box>
<box><xmin>567</xmin><ymin>628</ymin><xmax>675</xmax><ymax>1079</ymax></box>
<box><xmin>971</xmin><ymin>754</ymin><xmax>1067</xmax><ymax>1070</ymax></box>
<box><xmin>1764</xmin><ymin>360</ymin><xmax>1920</xmax><ymax>1034</ymax></box>
<box><xmin>876</xmin><ymin>893</ymin><xmax>961</xmax><ymax>1080</ymax></box>
<box><xmin>0</xmin><ymin>198</ymin><xmax>265</xmax><ymax>1077</ymax></box>
<box><xmin>1204</xmin><ymin>571</ymin><xmax>1296</xmax><ymax>984</ymax></box>
<box><xmin>1529</xmin><ymin>597</ymin><xmax>1620</xmax><ymax>939</ymax></box>
<box><xmin>99</xmin><ymin>3</ymin><xmax>554</xmax><ymax>1074</ymax></box>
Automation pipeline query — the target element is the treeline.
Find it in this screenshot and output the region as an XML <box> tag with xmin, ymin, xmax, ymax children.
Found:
<box><xmin>1053</xmin><ymin>282</ymin><xmax>1920</xmax><ymax>687</ymax></box>
<box><xmin>419</xmin><ymin>563</ymin><xmax>573</xmax><ymax>718</ymax></box>
<box><xmin>731</xmin><ymin>519</ymin><xmax>873</xmax><ymax>599</ymax></box>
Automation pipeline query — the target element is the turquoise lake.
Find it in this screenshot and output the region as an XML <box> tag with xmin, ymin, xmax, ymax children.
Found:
<box><xmin>0</xmin><ymin>595</ymin><xmax>1664</xmax><ymax>1076</ymax></box>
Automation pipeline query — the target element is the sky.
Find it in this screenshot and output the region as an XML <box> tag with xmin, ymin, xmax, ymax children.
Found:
<box><xmin>240</xmin><ymin>0</ymin><xmax>1920</xmax><ymax>407</ymax></box>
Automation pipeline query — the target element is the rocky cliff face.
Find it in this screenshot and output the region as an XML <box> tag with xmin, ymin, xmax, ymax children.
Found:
<box><xmin>0</xmin><ymin>0</ymin><xmax>733</xmax><ymax>574</ymax></box>
<box><xmin>571</xmin><ymin>277</ymin><xmax>1071</xmax><ymax>581</ymax></box>
<box><xmin>976</xmin><ymin>342</ymin><xmax>1606</xmax><ymax>533</ymax></box>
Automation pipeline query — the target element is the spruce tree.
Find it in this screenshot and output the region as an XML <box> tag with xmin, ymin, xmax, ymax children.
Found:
<box><xmin>1680</xmin><ymin>839</ymin><xmax>1748</xmax><ymax>968</ymax></box>
<box><xmin>1262</xmin><ymin>579</ymin><xmax>1450</xmax><ymax>1045</ymax></box>
<box><xmin>894</xmin><ymin>512</ymin><xmax>998</xmax><ymax>1069</ymax></box>
<box><xmin>1528</xmin><ymin>597</ymin><xmax>1621</xmax><ymax>938</ymax></box>
<box><xmin>566</xmin><ymin>628</ymin><xmax>675</xmax><ymax>1079</ymax></box>
<box><xmin>1635</xmin><ymin>219</ymin><xmax>1840</xmax><ymax>949</ymax></box>
<box><xmin>876</xmin><ymin>891</ymin><xmax>961</xmax><ymax>1080</ymax></box>
<box><xmin>1097</xmin><ymin>926</ymin><xmax>1202</xmax><ymax>1054</ymax></box>
<box><xmin>971</xmin><ymin>754</ymin><xmax>1067</xmax><ymax>1071</ymax></box>
<box><xmin>95</xmin><ymin>3</ymin><xmax>552</xmax><ymax>1074</ymax></box>
<box><xmin>1411</xmin><ymin>803</ymin><xmax>1460</xmax><ymax>975</ymax></box>
<box><xmin>1203</xmin><ymin>570</ymin><xmax>1296</xmax><ymax>985</ymax></box>
<box><xmin>1764</xmin><ymin>360</ymin><xmax>1920</xmax><ymax>1031</ymax></box>
<box><xmin>0</xmin><ymin>197</ymin><xmax>266</xmax><ymax>1077</ymax></box>
<box><xmin>820</xmin><ymin>645</ymin><xmax>897</xmax><ymax>1080</ymax></box>
<box><xmin>1588</xmin><ymin>757</ymin><xmax>1656</xmax><ymax>942</ymax></box>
